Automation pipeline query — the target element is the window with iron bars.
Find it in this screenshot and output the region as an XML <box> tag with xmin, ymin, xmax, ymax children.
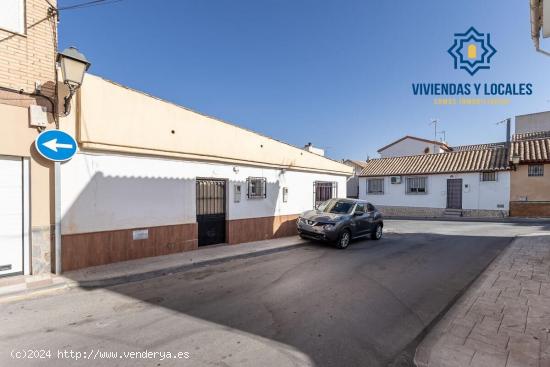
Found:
<box><xmin>314</xmin><ymin>181</ymin><xmax>337</xmax><ymax>208</ymax></box>
<box><xmin>528</xmin><ymin>165</ymin><xmax>544</xmax><ymax>177</ymax></box>
<box><xmin>247</xmin><ymin>177</ymin><xmax>267</xmax><ymax>199</ymax></box>
<box><xmin>406</xmin><ymin>177</ymin><xmax>427</xmax><ymax>194</ymax></box>
<box><xmin>480</xmin><ymin>172</ymin><xmax>497</xmax><ymax>182</ymax></box>
<box><xmin>367</xmin><ymin>178</ymin><xmax>384</xmax><ymax>194</ymax></box>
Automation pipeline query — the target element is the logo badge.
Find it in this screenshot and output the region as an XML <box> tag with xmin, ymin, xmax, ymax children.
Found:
<box><xmin>448</xmin><ymin>27</ymin><xmax>496</xmax><ymax>76</ymax></box>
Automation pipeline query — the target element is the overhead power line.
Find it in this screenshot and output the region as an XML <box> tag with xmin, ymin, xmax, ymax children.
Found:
<box><xmin>58</xmin><ymin>0</ymin><xmax>125</xmax><ymax>11</ymax></box>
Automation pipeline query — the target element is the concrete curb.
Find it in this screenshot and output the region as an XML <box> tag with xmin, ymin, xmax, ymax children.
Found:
<box><xmin>409</xmin><ymin>236</ymin><xmax>518</xmax><ymax>367</ymax></box>
<box><xmin>0</xmin><ymin>239</ymin><xmax>308</xmax><ymax>302</ymax></box>
<box><xmin>0</xmin><ymin>282</ymin><xmax>70</xmax><ymax>303</ymax></box>
<box><xmin>63</xmin><ymin>241</ymin><xmax>308</xmax><ymax>289</ymax></box>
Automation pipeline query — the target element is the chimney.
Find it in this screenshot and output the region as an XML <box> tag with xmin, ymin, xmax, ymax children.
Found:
<box><xmin>303</xmin><ymin>143</ymin><xmax>325</xmax><ymax>156</ymax></box>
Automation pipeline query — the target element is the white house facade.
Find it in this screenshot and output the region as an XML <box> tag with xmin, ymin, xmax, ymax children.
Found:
<box><xmin>377</xmin><ymin>136</ymin><xmax>451</xmax><ymax>158</ymax></box>
<box><xmin>358</xmin><ymin>147</ymin><xmax>511</xmax><ymax>218</ymax></box>
<box><xmin>57</xmin><ymin>74</ymin><xmax>351</xmax><ymax>271</ymax></box>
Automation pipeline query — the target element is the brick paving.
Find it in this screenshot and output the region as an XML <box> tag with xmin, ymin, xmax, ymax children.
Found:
<box><xmin>415</xmin><ymin>234</ymin><xmax>550</xmax><ymax>367</ymax></box>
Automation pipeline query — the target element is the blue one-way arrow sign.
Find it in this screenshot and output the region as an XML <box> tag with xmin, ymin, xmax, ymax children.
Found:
<box><xmin>35</xmin><ymin>130</ymin><xmax>77</xmax><ymax>162</ymax></box>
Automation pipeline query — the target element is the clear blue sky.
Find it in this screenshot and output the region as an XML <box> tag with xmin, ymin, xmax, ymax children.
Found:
<box><xmin>58</xmin><ymin>0</ymin><xmax>550</xmax><ymax>161</ymax></box>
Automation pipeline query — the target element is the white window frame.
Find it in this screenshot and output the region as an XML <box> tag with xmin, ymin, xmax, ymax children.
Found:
<box><xmin>0</xmin><ymin>0</ymin><xmax>26</xmax><ymax>35</ymax></box>
<box><xmin>406</xmin><ymin>176</ymin><xmax>428</xmax><ymax>194</ymax></box>
<box><xmin>367</xmin><ymin>178</ymin><xmax>384</xmax><ymax>195</ymax></box>
<box><xmin>528</xmin><ymin>164</ymin><xmax>544</xmax><ymax>177</ymax></box>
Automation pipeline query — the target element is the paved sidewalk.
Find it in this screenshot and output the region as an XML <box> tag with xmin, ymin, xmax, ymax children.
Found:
<box><xmin>0</xmin><ymin>236</ymin><xmax>306</xmax><ymax>300</ymax></box>
<box><xmin>415</xmin><ymin>233</ymin><xmax>550</xmax><ymax>367</ymax></box>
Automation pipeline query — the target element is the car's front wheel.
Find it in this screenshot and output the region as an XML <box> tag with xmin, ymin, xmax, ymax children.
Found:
<box><xmin>370</xmin><ymin>224</ymin><xmax>383</xmax><ymax>240</ymax></box>
<box><xmin>336</xmin><ymin>229</ymin><xmax>351</xmax><ymax>249</ymax></box>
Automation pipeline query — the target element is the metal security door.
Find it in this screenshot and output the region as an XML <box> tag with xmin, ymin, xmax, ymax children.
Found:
<box><xmin>446</xmin><ymin>179</ymin><xmax>463</xmax><ymax>209</ymax></box>
<box><xmin>196</xmin><ymin>179</ymin><xmax>226</xmax><ymax>246</ymax></box>
<box><xmin>0</xmin><ymin>157</ymin><xmax>24</xmax><ymax>277</ymax></box>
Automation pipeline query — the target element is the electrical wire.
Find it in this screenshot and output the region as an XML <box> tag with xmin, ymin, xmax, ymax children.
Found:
<box><xmin>58</xmin><ymin>0</ymin><xmax>125</xmax><ymax>11</ymax></box>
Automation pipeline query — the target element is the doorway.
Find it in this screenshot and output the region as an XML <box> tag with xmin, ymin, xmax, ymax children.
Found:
<box><xmin>446</xmin><ymin>179</ymin><xmax>463</xmax><ymax>209</ymax></box>
<box><xmin>196</xmin><ymin>179</ymin><xmax>226</xmax><ymax>246</ymax></box>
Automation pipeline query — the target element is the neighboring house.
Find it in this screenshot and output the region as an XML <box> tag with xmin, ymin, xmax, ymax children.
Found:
<box><xmin>358</xmin><ymin>147</ymin><xmax>511</xmax><ymax>217</ymax></box>
<box><xmin>515</xmin><ymin>111</ymin><xmax>550</xmax><ymax>134</ymax></box>
<box><xmin>58</xmin><ymin>74</ymin><xmax>352</xmax><ymax>271</ymax></box>
<box><xmin>343</xmin><ymin>159</ymin><xmax>368</xmax><ymax>198</ymax></box>
<box><xmin>0</xmin><ymin>0</ymin><xmax>58</xmax><ymax>277</ymax></box>
<box><xmin>377</xmin><ymin>136</ymin><xmax>451</xmax><ymax>158</ymax></box>
<box><xmin>509</xmin><ymin>132</ymin><xmax>550</xmax><ymax>217</ymax></box>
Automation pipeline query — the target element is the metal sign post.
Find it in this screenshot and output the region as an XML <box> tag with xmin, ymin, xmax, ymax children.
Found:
<box><xmin>34</xmin><ymin>129</ymin><xmax>77</xmax><ymax>274</ymax></box>
<box><xmin>55</xmin><ymin>161</ymin><xmax>61</xmax><ymax>274</ymax></box>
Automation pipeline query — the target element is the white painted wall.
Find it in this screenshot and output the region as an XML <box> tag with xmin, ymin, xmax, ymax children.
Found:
<box><xmin>358</xmin><ymin>172</ymin><xmax>510</xmax><ymax>210</ymax></box>
<box><xmin>379</xmin><ymin>138</ymin><xmax>445</xmax><ymax>158</ymax></box>
<box><xmin>515</xmin><ymin>111</ymin><xmax>550</xmax><ymax>134</ymax></box>
<box><xmin>61</xmin><ymin>152</ymin><xmax>347</xmax><ymax>235</ymax></box>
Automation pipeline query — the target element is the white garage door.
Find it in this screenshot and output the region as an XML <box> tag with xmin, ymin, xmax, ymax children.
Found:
<box><xmin>0</xmin><ymin>156</ymin><xmax>23</xmax><ymax>277</ymax></box>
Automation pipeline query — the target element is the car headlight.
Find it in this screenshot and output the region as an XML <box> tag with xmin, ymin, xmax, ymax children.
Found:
<box><xmin>323</xmin><ymin>224</ymin><xmax>335</xmax><ymax>230</ymax></box>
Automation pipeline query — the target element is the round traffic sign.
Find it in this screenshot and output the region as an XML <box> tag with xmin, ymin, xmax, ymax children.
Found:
<box><xmin>35</xmin><ymin>130</ymin><xmax>78</xmax><ymax>162</ymax></box>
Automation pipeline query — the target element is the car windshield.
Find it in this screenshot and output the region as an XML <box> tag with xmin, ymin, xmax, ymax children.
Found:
<box><xmin>318</xmin><ymin>199</ymin><xmax>355</xmax><ymax>214</ymax></box>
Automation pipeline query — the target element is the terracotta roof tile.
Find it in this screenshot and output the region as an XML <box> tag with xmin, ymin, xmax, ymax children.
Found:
<box><xmin>359</xmin><ymin>147</ymin><xmax>510</xmax><ymax>177</ymax></box>
<box><xmin>513</xmin><ymin>131</ymin><xmax>550</xmax><ymax>141</ymax></box>
<box><xmin>451</xmin><ymin>142</ymin><xmax>506</xmax><ymax>151</ymax></box>
<box><xmin>510</xmin><ymin>137</ymin><xmax>550</xmax><ymax>163</ymax></box>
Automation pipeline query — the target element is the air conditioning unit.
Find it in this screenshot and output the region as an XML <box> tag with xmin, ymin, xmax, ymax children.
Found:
<box><xmin>390</xmin><ymin>176</ymin><xmax>402</xmax><ymax>184</ymax></box>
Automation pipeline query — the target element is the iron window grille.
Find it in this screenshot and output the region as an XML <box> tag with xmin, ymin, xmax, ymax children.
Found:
<box><xmin>480</xmin><ymin>172</ymin><xmax>497</xmax><ymax>182</ymax></box>
<box><xmin>314</xmin><ymin>181</ymin><xmax>337</xmax><ymax>208</ymax></box>
<box><xmin>528</xmin><ymin>164</ymin><xmax>544</xmax><ymax>177</ymax></box>
<box><xmin>406</xmin><ymin>177</ymin><xmax>427</xmax><ymax>194</ymax></box>
<box><xmin>247</xmin><ymin>177</ymin><xmax>267</xmax><ymax>199</ymax></box>
<box><xmin>367</xmin><ymin>178</ymin><xmax>384</xmax><ymax>194</ymax></box>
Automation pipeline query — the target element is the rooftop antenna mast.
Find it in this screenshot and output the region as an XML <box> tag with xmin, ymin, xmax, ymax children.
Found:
<box><xmin>430</xmin><ymin>119</ymin><xmax>439</xmax><ymax>153</ymax></box>
<box><xmin>438</xmin><ymin>130</ymin><xmax>446</xmax><ymax>142</ymax></box>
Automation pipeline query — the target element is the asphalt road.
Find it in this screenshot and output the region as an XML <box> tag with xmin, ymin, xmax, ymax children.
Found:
<box><xmin>2</xmin><ymin>220</ymin><xmax>549</xmax><ymax>367</ymax></box>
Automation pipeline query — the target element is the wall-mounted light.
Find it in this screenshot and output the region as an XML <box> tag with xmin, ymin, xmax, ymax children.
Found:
<box><xmin>57</xmin><ymin>47</ymin><xmax>91</xmax><ymax>115</ymax></box>
<box><xmin>511</xmin><ymin>154</ymin><xmax>520</xmax><ymax>171</ymax></box>
<box><xmin>233</xmin><ymin>166</ymin><xmax>239</xmax><ymax>174</ymax></box>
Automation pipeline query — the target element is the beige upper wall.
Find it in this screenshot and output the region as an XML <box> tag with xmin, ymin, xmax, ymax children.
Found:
<box><xmin>76</xmin><ymin>74</ymin><xmax>352</xmax><ymax>175</ymax></box>
<box><xmin>510</xmin><ymin>164</ymin><xmax>550</xmax><ymax>201</ymax></box>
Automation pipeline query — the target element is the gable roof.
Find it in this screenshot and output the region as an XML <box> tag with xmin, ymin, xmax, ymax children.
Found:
<box><xmin>377</xmin><ymin>135</ymin><xmax>451</xmax><ymax>153</ymax></box>
<box><xmin>343</xmin><ymin>159</ymin><xmax>368</xmax><ymax>168</ymax></box>
<box><xmin>359</xmin><ymin>147</ymin><xmax>510</xmax><ymax>177</ymax></box>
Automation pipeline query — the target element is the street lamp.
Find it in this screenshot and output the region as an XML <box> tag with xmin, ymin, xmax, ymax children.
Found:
<box><xmin>57</xmin><ymin>46</ymin><xmax>90</xmax><ymax>115</ymax></box>
<box><xmin>53</xmin><ymin>47</ymin><xmax>90</xmax><ymax>275</ymax></box>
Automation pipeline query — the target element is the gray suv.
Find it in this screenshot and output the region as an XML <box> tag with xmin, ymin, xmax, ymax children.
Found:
<box><xmin>297</xmin><ymin>198</ymin><xmax>383</xmax><ymax>249</ymax></box>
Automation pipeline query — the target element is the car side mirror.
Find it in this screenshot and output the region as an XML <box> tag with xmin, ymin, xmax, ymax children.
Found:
<box><xmin>354</xmin><ymin>211</ymin><xmax>364</xmax><ymax>216</ymax></box>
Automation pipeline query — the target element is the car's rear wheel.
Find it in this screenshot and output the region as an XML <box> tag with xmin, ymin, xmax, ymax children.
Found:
<box><xmin>336</xmin><ymin>229</ymin><xmax>351</xmax><ymax>249</ymax></box>
<box><xmin>371</xmin><ymin>224</ymin><xmax>382</xmax><ymax>240</ymax></box>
